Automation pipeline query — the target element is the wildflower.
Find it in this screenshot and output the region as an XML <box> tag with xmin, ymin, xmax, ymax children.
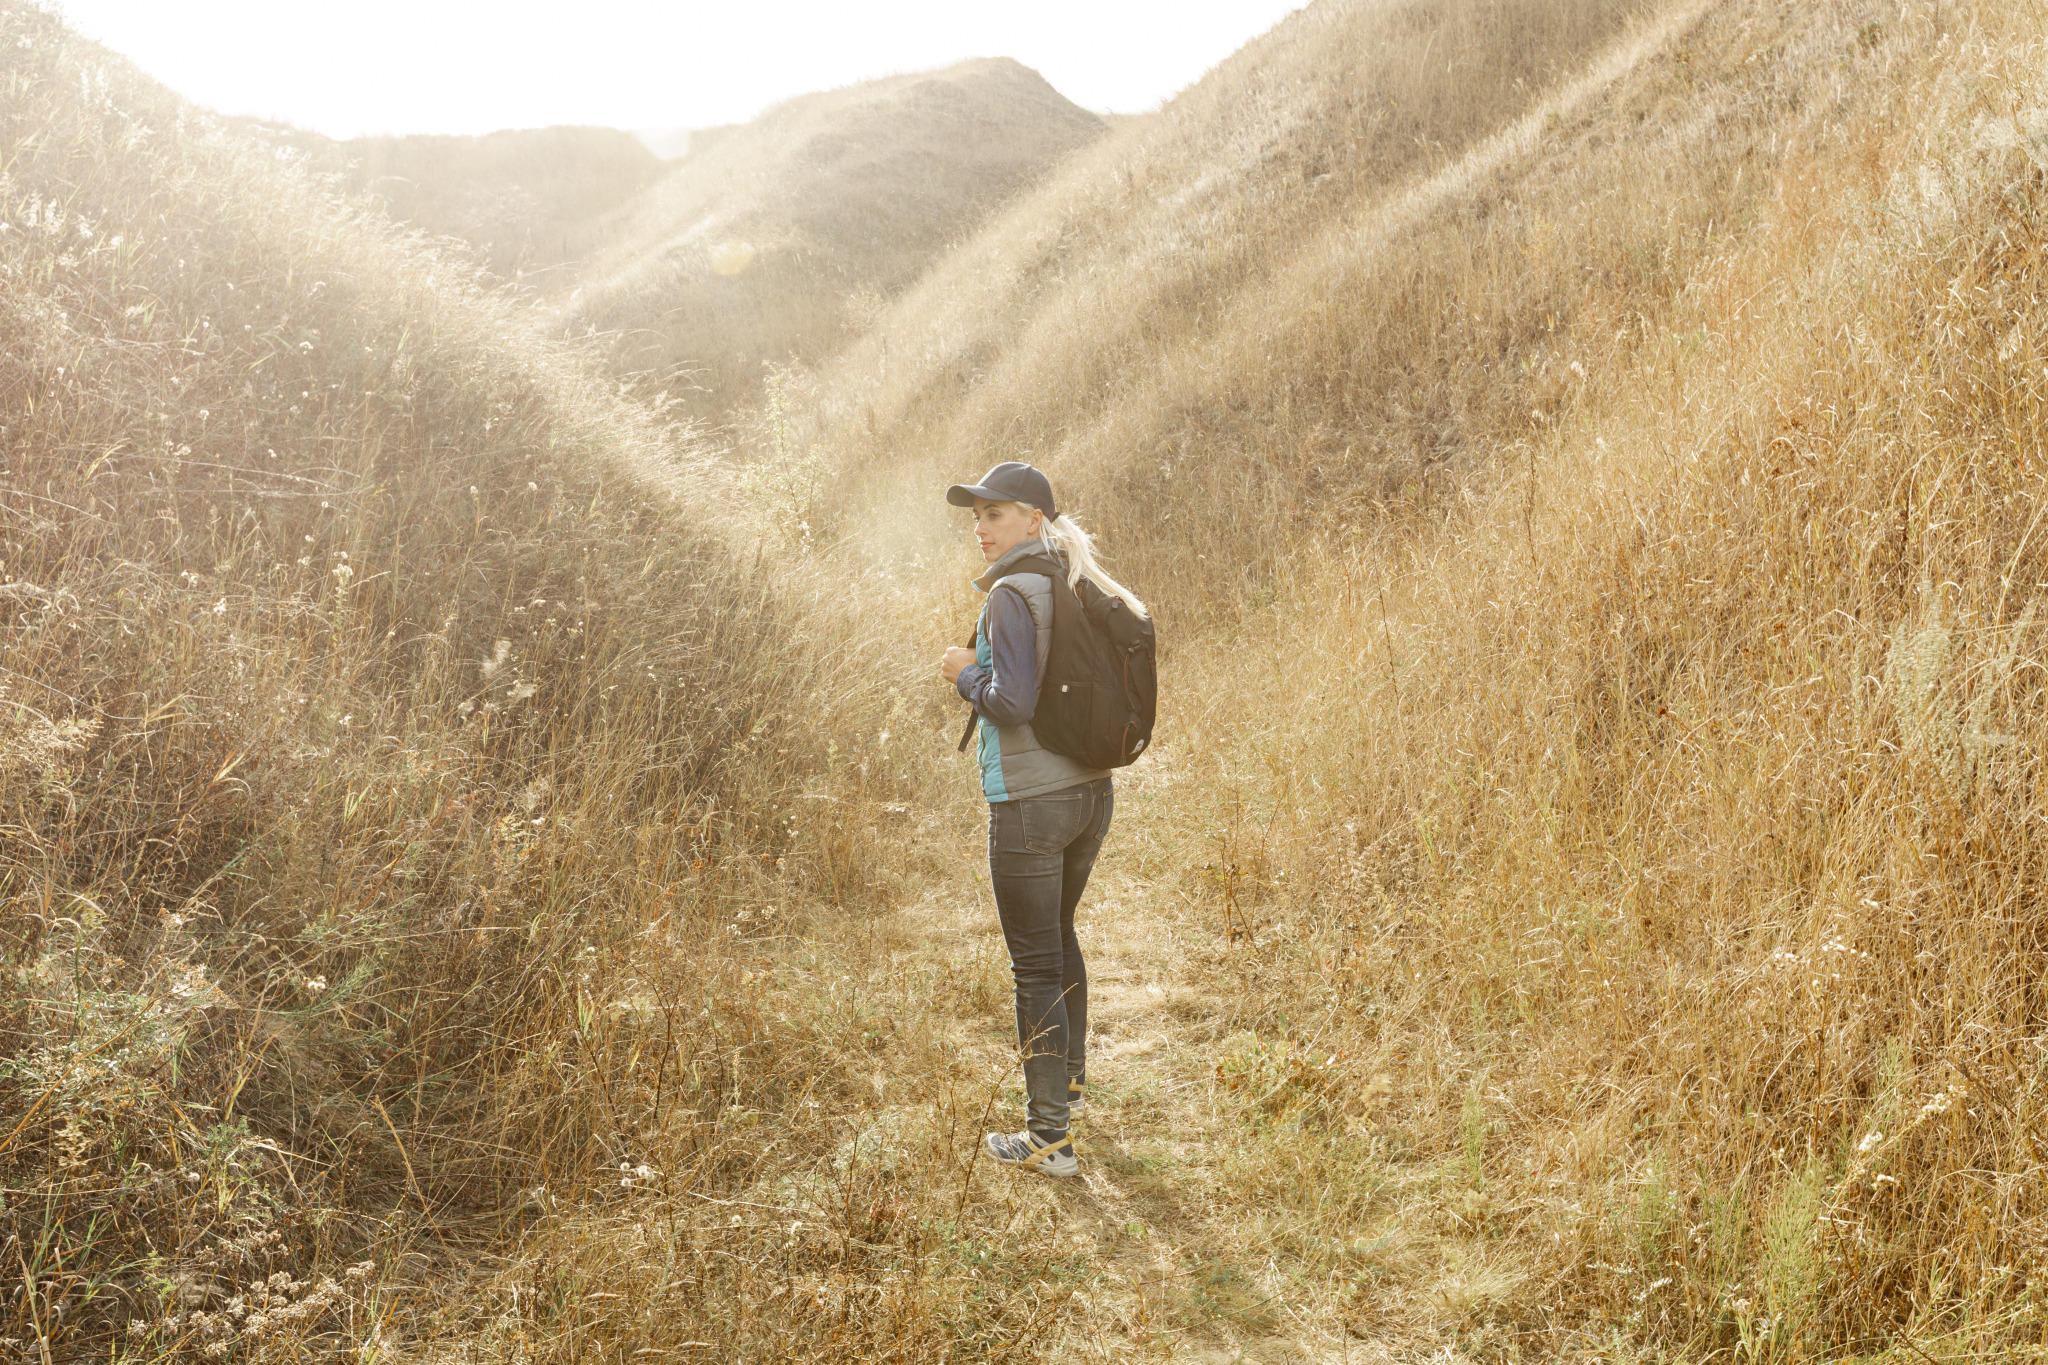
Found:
<box><xmin>304</xmin><ymin>976</ymin><xmax>327</xmax><ymax>994</ymax></box>
<box><xmin>1858</xmin><ymin>1130</ymin><xmax>1883</xmax><ymax>1154</ymax></box>
<box><xmin>213</xmin><ymin>597</ymin><xmax>226</xmax><ymax>614</ymax></box>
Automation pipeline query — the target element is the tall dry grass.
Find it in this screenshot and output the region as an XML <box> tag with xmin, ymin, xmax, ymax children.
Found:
<box><xmin>0</xmin><ymin>11</ymin><xmax>949</xmax><ymax>1359</ymax></box>
<box><xmin>776</xmin><ymin>0</ymin><xmax>1677</xmax><ymax>618</ymax></box>
<box><xmin>1120</xmin><ymin>0</ymin><xmax>2048</xmax><ymax>1356</ymax></box>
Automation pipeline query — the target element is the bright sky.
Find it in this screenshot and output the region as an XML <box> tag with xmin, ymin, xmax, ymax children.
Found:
<box><xmin>51</xmin><ymin>1</ymin><xmax>1307</xmax><ymax>139</ymax></box>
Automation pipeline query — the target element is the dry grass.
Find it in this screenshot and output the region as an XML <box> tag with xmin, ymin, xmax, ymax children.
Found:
<box><xmin>19</xmin><ymin>0</ymin><xmax>2048</xmax><ymax>1360</ymax></box>
<box><xmin>0</xmin><ymin>9</ymin><xmax>920</xmax><ymax>1359</ymax></box>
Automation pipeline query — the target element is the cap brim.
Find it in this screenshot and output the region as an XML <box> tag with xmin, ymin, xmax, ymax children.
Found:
<box><xmin>946</xmin><ymin>483</ymin><xmax>1001</xmax><ymax>508</ymax></box>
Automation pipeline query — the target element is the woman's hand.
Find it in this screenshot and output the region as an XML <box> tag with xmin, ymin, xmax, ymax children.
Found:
<box><xmin>941</xmin><ymin>646</ymin><xmax>976</xmax><ymax>685</ymax></box>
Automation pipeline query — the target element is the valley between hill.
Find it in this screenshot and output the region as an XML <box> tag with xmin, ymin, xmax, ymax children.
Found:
<box><xmin>9</xmin><ymin>0</ymin><xmax>2048</xmax><ymax>1361</ymax></box>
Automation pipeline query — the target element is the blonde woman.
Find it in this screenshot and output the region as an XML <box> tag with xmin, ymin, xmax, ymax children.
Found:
<box><xmin>938</xmin><ymin>461</ymin><xmax>1150</xmax><ymax>1179</ymax></box>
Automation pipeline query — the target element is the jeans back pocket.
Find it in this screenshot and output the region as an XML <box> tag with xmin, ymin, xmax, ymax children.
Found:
<box><xmin>1018</xmin><ymin>789</ymin><xmax>1091</xmax><ymax>855</ymax></box>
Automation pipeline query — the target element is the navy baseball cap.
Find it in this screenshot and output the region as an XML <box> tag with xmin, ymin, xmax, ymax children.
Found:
<box><xmin>946</xmin><ymin>461</ymin><xmax>1057</xmax><ymax>522</ymax></box>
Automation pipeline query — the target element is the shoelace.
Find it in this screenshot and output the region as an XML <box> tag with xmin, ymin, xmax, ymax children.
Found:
<box><xmin>1018</xmin><ymin>1133</ymin><xmax>1072</xmax><ymax>1169</ymax></box>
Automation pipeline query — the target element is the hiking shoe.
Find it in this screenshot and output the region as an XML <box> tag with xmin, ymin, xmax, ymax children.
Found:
<box><xmin>984</xmin><ymin>1129</ymin><xmax>1079</xmax><ymax>1179</ymax></box>
<box><xmin>1068</xmin><ymin>1078</ymin><xmax>1086</xmax><ymax>1112</ymax></box>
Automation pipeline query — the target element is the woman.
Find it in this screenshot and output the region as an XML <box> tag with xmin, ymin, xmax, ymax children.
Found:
<box><xmin>939</xmin><ymin>461</ymin><xmax>1149</xmax><ymax>1179</ymax></box>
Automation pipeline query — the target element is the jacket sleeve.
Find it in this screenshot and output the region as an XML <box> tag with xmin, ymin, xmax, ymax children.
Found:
<box><xmin>954</xmin><ymin>584</ymin><xmax>1039</xmax><ymax>726</ymax></box>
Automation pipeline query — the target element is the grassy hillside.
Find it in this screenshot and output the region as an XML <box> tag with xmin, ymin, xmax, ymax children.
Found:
<box><xmin>777</xmin><ymin>0</ymin><xmax>1701</xmax><ymax>613</ymax></box>
<box><xmin>0</xmin><ymin>10</ymin><xmax>865</xmax><ymax>1358</ymax></box>
<box><xmin>567</xmin><ymin>58</ymin><xmax>1107</xmax><ymax>424</ymax></box>
<box><xmin>236</xmin><ymin>121</ymin><xmax>667</xmax><ymax>284</ymax></box>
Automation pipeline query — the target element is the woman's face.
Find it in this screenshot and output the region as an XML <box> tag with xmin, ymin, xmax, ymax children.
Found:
<box><xmin>972</xmin><ymin>499</ymin><xmax>1043</xmax><ymax>563</ymax></box>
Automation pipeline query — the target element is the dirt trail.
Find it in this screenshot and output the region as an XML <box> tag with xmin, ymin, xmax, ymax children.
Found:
<box><xmin>895</xmin><ymin>848</ymin><xmax>1452</xmax><ymax>1364</ymax></box>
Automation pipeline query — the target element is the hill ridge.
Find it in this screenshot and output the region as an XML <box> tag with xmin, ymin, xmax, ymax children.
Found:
<box><xmin>568</xmin><ymin>55</ymin><xmax>1107</xmax><ymax>422</ymax></box>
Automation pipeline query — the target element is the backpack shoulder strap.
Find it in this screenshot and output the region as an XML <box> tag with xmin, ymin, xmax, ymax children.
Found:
<box><xmin>956</xmin><ymin>611</ymin><xmax>982</xmax><ymax>752</ymax></box>
<box><xmin>957</xmin><ymin>554</ymin><xmax>1070</xmax><ymax>755</ymax></box>
<box><xmin>1001</xmin><ymin>553</ymin><xmax>1066</xmax><ymax>586</ymax></box>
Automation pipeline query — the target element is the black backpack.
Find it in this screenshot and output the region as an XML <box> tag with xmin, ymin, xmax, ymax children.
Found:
<box><xmin>957</xmin><ymin>553</ymin><xmax>1158</xmax><ymax>769</ymax></box>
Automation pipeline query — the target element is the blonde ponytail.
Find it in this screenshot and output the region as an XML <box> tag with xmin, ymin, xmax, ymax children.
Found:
<box><xmin>1038</xmin><ymin>512</ymin><xmax>1149</xmax><ymax>620</ymax></box>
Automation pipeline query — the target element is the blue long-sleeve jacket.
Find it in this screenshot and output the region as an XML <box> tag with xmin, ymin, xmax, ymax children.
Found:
<box><xmin>951</xmin><ymin>539</ymin><xmax>1108</xmax><ymax>802</ymax></box>
<box><xmin>954</xmin><ymin>583</ymin><xmax>1039</xmax><ymax>727</ymax></box>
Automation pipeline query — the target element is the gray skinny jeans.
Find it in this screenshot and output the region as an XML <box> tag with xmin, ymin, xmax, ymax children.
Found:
<box><xmin>987</xmin><ymin>776</ymin><xmax>1112</xmax><ymax>1140</ymax></box>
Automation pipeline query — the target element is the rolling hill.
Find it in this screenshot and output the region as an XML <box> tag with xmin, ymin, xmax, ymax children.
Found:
<box><xmin>566</xmin><ymin>57</ymin><xmax>1108</xmax><ymax>422</ymax></box>
<box><xmin>775</xmin><ymin>0</ymin><xmax>1702</xmax><ymax>607</ymax></box>
<box><xmin>233</xmin><ymin>120</ymin><xmax>669</xmax><ymax>283</ymax></box>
